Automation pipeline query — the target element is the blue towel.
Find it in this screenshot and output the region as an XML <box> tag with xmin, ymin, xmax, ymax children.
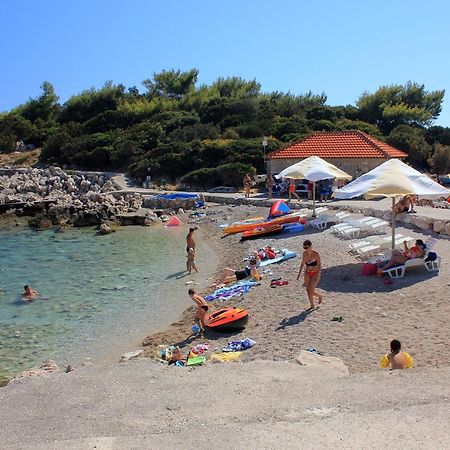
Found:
<box><xmin>222</xmin><ymin>338</ymin><xmax>256</xmax><ymax>352</ymax></box>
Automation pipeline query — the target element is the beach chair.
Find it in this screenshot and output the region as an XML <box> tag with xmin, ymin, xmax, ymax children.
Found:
<box><xmin>383</xmin><ymin>237</ymin><xmax>441</xmax><ymax>279</ymax></box>
<box><xmin>359</xmin><ymin>235</ymin><xmax>414</xmax><ymax>262</ymax></box>
<box><xmin>308</xmin><ymin>216</ymin><xmax>328</xmax><ymax>230</ymax></box>
<box><xmin>338</xmin><ymin>218</ymin><xmax>390</xmax><ymax>240</ymax></box>
<box><xmin>327</xmin><ymin>211</ymin><xmax>353</xmax><ymax>224</ymax></box>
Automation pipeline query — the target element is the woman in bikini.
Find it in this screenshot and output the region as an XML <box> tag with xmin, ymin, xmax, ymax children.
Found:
<box><xmin>212</xmin><ymin>255</ymin><xmax>261</xmax><ymax>287</ymax></box>
<box><xmin>297</xmin><ymin>239</ymin><xmax>322</xmax><ymax>309</ymax></box>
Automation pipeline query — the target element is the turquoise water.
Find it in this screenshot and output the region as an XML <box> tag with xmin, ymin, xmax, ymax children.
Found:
<box><xmin>0</xmin><ymin>220</ymin><xmax>217</xmax><ymax>378</ymax></box>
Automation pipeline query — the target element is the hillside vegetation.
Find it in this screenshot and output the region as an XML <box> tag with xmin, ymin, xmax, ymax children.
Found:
<box><xmin>1</xmin><ymin>70</ymin><xmax>450</xmax><ymax>186</ymax></box>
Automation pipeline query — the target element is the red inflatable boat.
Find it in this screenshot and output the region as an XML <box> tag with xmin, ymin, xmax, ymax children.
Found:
<box><xmin>205</xmin><ymin>308</ymin><xmax>249</xmax><ymax>332</ymax></box>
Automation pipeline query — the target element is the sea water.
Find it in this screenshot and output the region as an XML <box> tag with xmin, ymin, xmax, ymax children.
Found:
<box><xmin>0</xmin><ymin>220</ymin><xmax>218</xmax><ymax>379</ymax></box>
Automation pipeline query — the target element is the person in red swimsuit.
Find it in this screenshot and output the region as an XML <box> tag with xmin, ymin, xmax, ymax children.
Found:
<box><xmin>297</xmin><ymin>240</ymin><xmax>323</xmax><ymax>309</ymax></box>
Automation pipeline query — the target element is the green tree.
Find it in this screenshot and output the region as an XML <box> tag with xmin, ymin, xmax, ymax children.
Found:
<box><xmin>18</xmin><ymin>81</ymin><xmax>60</xmax><ymax>123</ymax></box>
<box><xmin>143</xmin><ymin>69</ymin><xmax>199</xmax><ymax>99</ymax></box>
<box><xmin>357</xmin><ymin>82</ymin><xmax>444</xmax><ymax>133</ymax></box>
<box><xmin>429</xmin><ymin>143</ymin><xmax>450</xmax><ymax>175</ymax></box>
<box><xmin>387</xmin><ymin>125</ymin><xmax>432</xmax><ymax>168</ymax></box>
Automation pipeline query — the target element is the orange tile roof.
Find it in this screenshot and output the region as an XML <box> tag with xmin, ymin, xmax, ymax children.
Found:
<box><xmin>267</xmin><ymin>131</ymin><xmax>408</xmax><ymax>160</ymax></box>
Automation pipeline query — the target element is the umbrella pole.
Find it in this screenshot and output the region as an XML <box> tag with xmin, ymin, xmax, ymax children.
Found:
<box><xmin>391</xmin><ymin>197</ymin><xmax>396</xmax><ymax>250</ymax></box>
<box><xmin>312</xmin><ymin>181</ymin><xmax>316</xmax><ymax>218</ymax></box>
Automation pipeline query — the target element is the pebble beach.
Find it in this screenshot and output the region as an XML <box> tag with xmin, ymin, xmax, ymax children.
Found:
<box><xmin>142</xmin><ymin>202</ymin><xmax>450</xmax><ymax>373</ymax></box>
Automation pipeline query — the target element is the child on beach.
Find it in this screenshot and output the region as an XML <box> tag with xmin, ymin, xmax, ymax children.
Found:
<box><xmin>380</xmin><ymin>339</ymin><xmax>414</xmax><ymax>370</ymax></box>
<box><xmin>188</xmin><ymin>288</ymin><xmax>208</xmax><ymax>335</ymax></box>
<box><xmin>186</xmin><ymin>248</ymin><xmax>199</xmax><ymax>274</ymax></box>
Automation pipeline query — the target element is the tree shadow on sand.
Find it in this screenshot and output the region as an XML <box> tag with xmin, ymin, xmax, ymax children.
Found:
<box><xmin>275</xmin><ymin>308</ymin><xmax>315</xmax><ymax>330</ymax></box>
<box><xmin>320</xmin><ymin>262</ymin><xmax>439</xmax><ymax>294</ymax></box>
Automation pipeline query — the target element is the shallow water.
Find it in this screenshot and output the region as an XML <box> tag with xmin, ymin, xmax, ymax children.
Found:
<box><xmin>0</xmin><ymin>221</ymin><xmax>218</xmax><ymax>378</ymax></box>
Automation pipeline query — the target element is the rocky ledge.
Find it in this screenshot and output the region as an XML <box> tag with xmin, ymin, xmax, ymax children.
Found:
<box><xmin>0</xmin><ymin>167</ymin><xmax>196</xmax><ymax>229</ymax></box>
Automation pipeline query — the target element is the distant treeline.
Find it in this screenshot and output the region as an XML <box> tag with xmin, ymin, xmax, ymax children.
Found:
<box><xmin>1</xmin><ymin>70</ymin><xmax>450</xmax><ymax>186</ymax></box>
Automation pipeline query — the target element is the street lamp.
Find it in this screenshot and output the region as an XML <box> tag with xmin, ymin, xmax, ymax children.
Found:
<box><xmin>262</xmin><ymin>136</ymin><xmax>268</xmax><ymax>175</ymax></box>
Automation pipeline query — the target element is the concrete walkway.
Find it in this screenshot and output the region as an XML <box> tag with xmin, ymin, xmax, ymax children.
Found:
<box><xmin>110</xmin><ymin>174</ymin><xmax>450</xmax><ymax>222</ymax></box>
<box><xmin>1</xmin><ymin>359</ymin><xmax>449</xmax><ymax>449</ymax></box>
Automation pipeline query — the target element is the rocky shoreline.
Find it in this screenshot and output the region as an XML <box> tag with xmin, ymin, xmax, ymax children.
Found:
<box><xmin>0</xmin><ymin>167</ymin><xmax>200</xmax><ymax>231</ymax></box>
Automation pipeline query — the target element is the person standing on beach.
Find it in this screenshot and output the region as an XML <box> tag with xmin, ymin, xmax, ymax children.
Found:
<box><xmin>186</xmin><ymin>227</ymin><xmax>198</xmax><ymax>254</ymax></box>
<box><xmin>188</xmin><ymin>288</ymin><xmax>208</xmax><ymax>334</ymax></box>
<box><xmin>186</xmin><ymin>248</ymin><xmax>199</xmax><ymax>274</ymax></box>
<box><xmin>288</xmin><ymin>179</ymin><xmax>300</xmax><ymax>202</ymax></box>
<box><xmin>266</xmin><ymin>175</ymin><xmax>275</xmax><ymax>199</ymax></box>
<box><xmin>296</xmin><ymin>239</ymin><xmax>322</xmax><ymax>309</ymax></box>
<box><xmin>243</xmin><ymin>173</ymin><xmax>252</xmax><ymax>198</ymax></box>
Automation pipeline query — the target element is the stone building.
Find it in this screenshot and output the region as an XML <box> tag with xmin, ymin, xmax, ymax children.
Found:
<box><xmin>266</xmin><ymin>131</ymin><xmax>407</xmax><ymax>177</ymax></box>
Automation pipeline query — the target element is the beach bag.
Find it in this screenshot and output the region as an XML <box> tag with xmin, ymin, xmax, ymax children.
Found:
<box><xmin>425</xmin><ymin>252</ymin><xmax>437</xmax><ymax>262</ymax></box>
<box><xmin>362</xmin><ymin>263</ymin><xmax>377</xmax><ymax>276</ymax></box>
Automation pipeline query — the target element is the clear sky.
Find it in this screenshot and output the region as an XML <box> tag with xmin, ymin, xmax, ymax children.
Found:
<box><xmin>2</xmin><ymin>0</ymin><xmax>449</xmax><ymax>126</ymax></box>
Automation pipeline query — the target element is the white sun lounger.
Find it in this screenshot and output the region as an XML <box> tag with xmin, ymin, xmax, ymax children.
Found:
<box><xmin>380</xmin><ymin>237</ymin><xmax>440</xmax><ymax>278</ymax></box>
<box><xmin>335</xmin><ymin>219</ymin><xmax>389</xmax><ymax>239</ymax></box>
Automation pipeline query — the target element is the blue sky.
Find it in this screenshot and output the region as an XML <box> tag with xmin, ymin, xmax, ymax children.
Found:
<box><xmin>2</xmin><ymin>0</ymin><xmax>449</xmax><ymax>126</ymax></box>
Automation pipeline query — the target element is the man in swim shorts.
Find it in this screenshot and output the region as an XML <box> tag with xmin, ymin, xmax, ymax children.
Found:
<box><xmin>188</xmin><ymin>288</ymin><xmax>208</xmax><ymax>334</ymax></box>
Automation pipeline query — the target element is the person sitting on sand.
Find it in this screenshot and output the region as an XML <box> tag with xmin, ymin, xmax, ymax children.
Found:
<box><xmin>378</xmin><ymin>239</ymin><xmax>426</xmax><ymax>273</ymax></box>
<box><xmin>186</xmin><ymin>248</ymin><xmax>199</xmax><ymax>274</ymax></box>
<box><xmin>380</xmin><ymin>339</ymin><xmax>413</xmax><ymax>370</ymax></box>
<box><xmin>188</xmin><ymin>288</ymin><xmax>208</xmax><ymax>335</ymax></box>
<box><xmin>22</xmin><ymin>285</ymin><xmax>38</xmax><ymax>300</ymax></box>
<box><xmin>212</xmin><ymin>255</ymin><xmax>261</xmax><ymax>287</ymax></box>
<box><xmin>297</xmin><ymin>239</ymin><xmax>322</xmax><ymax>309</ymax></box>
<box><xmin>186</xmin><ymin>227</ymin><xmax>198</xmax><ymax>253</ymax></box>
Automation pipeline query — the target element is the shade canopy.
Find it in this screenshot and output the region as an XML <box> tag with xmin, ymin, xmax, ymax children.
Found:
<box><xmin>333</xmin><ymin>159</ymin><xmax>449</xmax><ymax>249</ymax></box>
<box><xmin>275</xmin><ymin>155</ymin><xmax>352</xmax><ymax>182</ymax></box>
<box><xmin>332</xmin><ymin>159</ymin><xmax>450</xmax><ymax>200</ymax></box>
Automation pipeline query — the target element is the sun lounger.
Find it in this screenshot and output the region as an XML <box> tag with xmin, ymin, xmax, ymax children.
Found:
<box><xmin>327</xmin><ymin>211</ymin><xmax>353</xmax><ymax>224</ymax></box>
<box><xmin>335</xmin><ymin>219</ymin><xmax>389</xmax><ymax>239</ymax></box>
<box><xmin>308</xmin><ymin>216</ymin><xmax>328</xmax><ymax>230</ymax></box>
<box><xmin>382</xmin><ymin>237</ymin><xmax>440</xmax><ymax>278</ymax></box>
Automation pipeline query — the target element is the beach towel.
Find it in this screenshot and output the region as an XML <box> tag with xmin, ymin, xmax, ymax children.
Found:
<box><xmin>210</xmin><ymin>352</ymin><xmax>242</xmax><ymax>362</ymax></box>
<box><xmin>204</xmin><ymin>280</ymin><xmax>258</xmax><ymax>302</ymax></box>
<box><xmin>222</xmin><ymin>338</ymin><xmax>256</xmax><ymax>352</ymax></box>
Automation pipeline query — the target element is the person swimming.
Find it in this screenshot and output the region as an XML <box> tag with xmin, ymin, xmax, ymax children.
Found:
<box><xmin>22</xmin><ymin>285</ymin><xmax>39</xmax><ymax>301</ymax></box>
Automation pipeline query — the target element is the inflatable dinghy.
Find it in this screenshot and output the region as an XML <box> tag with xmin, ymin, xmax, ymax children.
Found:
<box><xmin>205</xmin><ymin>308</ymin><xmax>249</xmax><ymax>333</ymax></box>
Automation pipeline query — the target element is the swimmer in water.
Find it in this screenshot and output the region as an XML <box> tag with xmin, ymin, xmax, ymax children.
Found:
<box><xmin>22</xmin><ymin>285</ymin><xmax>39</xmax><ymax>301</ymax></box>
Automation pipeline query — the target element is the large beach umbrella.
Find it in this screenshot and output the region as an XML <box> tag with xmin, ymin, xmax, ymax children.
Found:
<box><xmin>275</xmin><ymin>155</ymin><xmax>352</xmax><ymax>216</ymax></box>
<box><xmin>333</xmin><ymin>158</ymin><xmax>450</xmax><ymax>248</ymax></box>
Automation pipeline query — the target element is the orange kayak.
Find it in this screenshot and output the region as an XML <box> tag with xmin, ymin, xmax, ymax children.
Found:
<box><xmin>205</xmin><ymin>308</ymin><xmax>249</xmax><ymax>332</ymax></box>
<box><xmin>241</xmin><ymin>224</ymin><xmax>284</xmax><ymax>240</ymax></box>
<box><xmin>223</xmin><ymin>211</ymin><xmax>306</xmax><ymax>234</ymax></box>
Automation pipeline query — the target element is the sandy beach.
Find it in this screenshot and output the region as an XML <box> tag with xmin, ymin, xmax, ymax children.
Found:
<box><xmin>143</xmin><ymin>203</ymin><xmax>450</xmax><ymax>373</ymax></box>
<box><xmin>2</xmin><ymin>201</ymin><xmax>450</xmax><ymax>449</ymax></box>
